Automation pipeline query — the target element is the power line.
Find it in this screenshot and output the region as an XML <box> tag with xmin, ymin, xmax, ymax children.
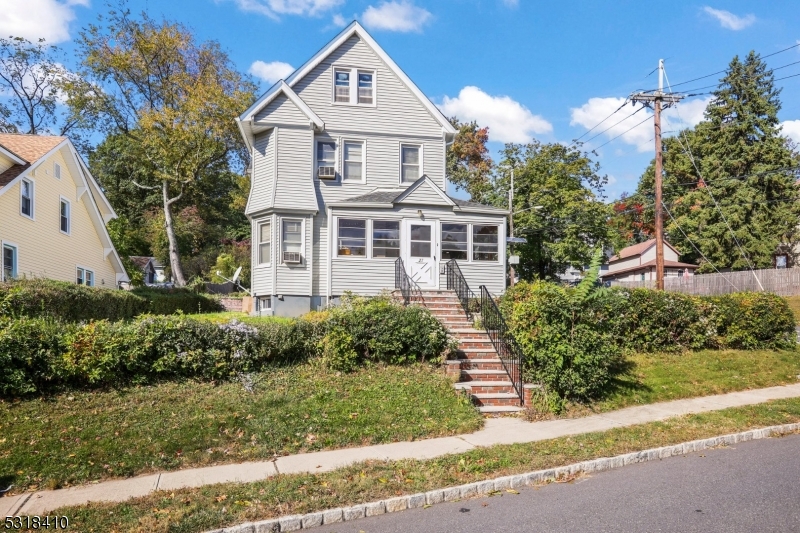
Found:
<box><xmin>593</xmin><ymin>114</ymin><xmax>652</xmax><ymax>150</ymax></box>
<box><xmin>664</xmin><ymin>63</ymin><xmax>800</xmax><ymax>95</ymax></box>
<box><xmin>569</xmin><ymin>99</ymin><xmax>633</xmax><ymax>147</ymax></box>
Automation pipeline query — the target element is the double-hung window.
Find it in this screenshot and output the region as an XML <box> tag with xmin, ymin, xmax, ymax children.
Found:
<box><xmin>337</xmin><ymin>219</ymin><xmax>366</xmax><ymax>257</ymax></box>
<box><xmin>334</xmin><ymin>70</ymin><xmax>350</xmax><ymax>102</ymax></box>
<box><xmin>2</xmin><ymin>244</ymin><xmax>17</xmax><ymax>281</ymax></box>
<box><xmin>472</xmin><ymin>225</ymin><xmax>499</xmax><ymax>261</ymax></box>
<box><xmin>358</xmin><ymin>72</ymin><xmax>373</xmax><ymax>104</ymax></box>
<box><xmin>281</xmin><ymin>219</ymin><xmax>303</xmax><ymax>263</ymax></box>
<box><xmin>343</xmin><ymin>141</ymin><xmax>363</xmax><ymax>182</ymax></box>
<box><xmin>372</xmin><ymin>221</ymin><xmax>400</xmax><ymax>258</ymax></box>
<box><xmin>317</xmin><ymin>141</ymin><xmax>336</xmax><ymax>179</ymax></box>
<box><xmin>400</xmin><ymin>145</ymin><xmax>421</xmax><ymax>184</ymax></box>
<box><xmin>441</xmin><ymin>224</ymin><xmax>468</xmax><ymax>260</ymax></box>
<box><xmin>20</xmin><ymin>179</ymin><xmax>33</xmax><ymax>218</ymax></box>
<box><xmin>258</xmin><ymin>221</ymin><xmax>271</xmax><ymax>264</ymax></box>
<box><xmin>77</xmin><ymin>267</ymin><xmax>94</xmax><ymax>286</ymax></box>
<box><xmin>60</xmin><ymin>198</ymin><xmax>70</xmax><ymax>234</ymax></box>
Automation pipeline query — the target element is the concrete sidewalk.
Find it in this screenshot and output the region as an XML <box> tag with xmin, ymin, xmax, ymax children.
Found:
<box><xmin>5</xmin><ymin>382</ymin><xmax>800</xmax><ymax>516</ymax></box>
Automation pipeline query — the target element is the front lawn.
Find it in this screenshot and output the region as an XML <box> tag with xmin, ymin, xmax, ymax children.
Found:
<box><xmin>0</xmin><ymin>362</ymin><xmax>481</xmax><ymax>493</ymax></box>
<box><xmin>558</xmin><ymin>349</ymin><xmax>800</xmax><ymax>417</ymax></box>
<box><xmin>186</xmin><ymin>311</ymin><xmax>294</xmax><ymax>325</ymax></box>
<box><xmin>785</xmin><ymin>295</ymin><xmax>800</xmax><ymax>324</ymax></box>
<box><xmin>58</xmin><ymin>397</ymin><xmax>800</xmax><ymax>533</ymax></box>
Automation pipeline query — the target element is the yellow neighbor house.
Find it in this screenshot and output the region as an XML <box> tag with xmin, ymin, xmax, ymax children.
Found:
<box><xmin>0</xmin><ymin>133</ymin><xmax>128</xmax><ymax>287</ymax></box>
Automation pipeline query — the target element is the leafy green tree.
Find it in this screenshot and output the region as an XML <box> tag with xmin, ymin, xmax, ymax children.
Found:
<box><xmin>630</xmin><ymin>52</ymin><xmax>800</xmax><ymax>270</ymax></box>
<box><xmin>66</xmin><ymin>8</ymin><xmax>257</xmax><ymax>285</ymax></box>
<box><xmin>445</xmin><ymin>118</ymin><xmax>494</xmax><ymax>202</ymax></box>
<box><xmin>496</xmin><ymin>142</ymin><xmax>611</xmax><ymax>279</ymax></box>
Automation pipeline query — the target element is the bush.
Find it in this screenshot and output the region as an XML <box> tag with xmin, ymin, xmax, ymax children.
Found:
<box><xmin>0</xmin><ymin>295</ymin><xmax>450</xmax><ymax>398</ymax></box>
<box><xmin>0</xmin><ymin>279</ymin><xmax>222</xmax><ymax>322</ymax></box>
<box><xmin>502</xmin><ymin>282</ymin><xmax>797</xmax><ymax>408</ymax></box>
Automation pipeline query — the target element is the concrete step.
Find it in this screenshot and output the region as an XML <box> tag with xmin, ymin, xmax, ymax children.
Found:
<box><xmin>454</xmin><ymin>381</ymin><xmax>515</xmax><ymax>394</ymax></box>
<box><xmin>478</xmin><ymin>405</ymin><xmax>525</xmax><ymax>414</ymax></box>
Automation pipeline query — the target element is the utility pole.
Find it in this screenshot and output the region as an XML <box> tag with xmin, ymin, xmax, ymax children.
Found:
<box><xmin>508</xmin><ymin>168</ymin><xmax>515</xmax><ymax>288</ymax></box>
<box><xmin>630</xmin><ymin>59</ymin><xmax>683</xmax><ymax>290</ymax></box>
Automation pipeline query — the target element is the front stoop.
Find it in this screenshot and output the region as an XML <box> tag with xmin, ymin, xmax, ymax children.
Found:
<box><xmin>408</xmin><ymin>290</ymin><xmax>524</xmax><ymax>414</ymax></box>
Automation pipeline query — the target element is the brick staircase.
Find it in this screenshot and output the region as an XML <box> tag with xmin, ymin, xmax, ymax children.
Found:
<box><xmin>414</xmin><ymin>290</ymin><xmax>524</xmax><ymax>415</ymax></box>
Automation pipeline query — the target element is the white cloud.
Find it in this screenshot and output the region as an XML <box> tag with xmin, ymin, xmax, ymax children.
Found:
<box><xmin>229</xmin><ymin>0</ymin><xmax>343</xmax><ymax>20</ymax></box>
<box><xmin>248</xmin><ymin>60</ymin><xmax>295</xmax><ymax>84</ymax></box>
<box><xmin>439</xmin><ymin>86</ymin><xmax>552</xmax><ymax>143</ymax></box>
<box><xmin>570</xmin><ymin>96</ymin><xmax>711</xmax><ymax>152</ymax></box>
<box><xmin>362</xmin><ymin>1</ymin><xmax>432</xmax><ymax>33</ymax></box>
<box><xmin>502</xmin><ymin>0</ymin><xmax>519</xmax><ymax>6</ymax></box>
<box><xmin>0</xmin><ymin>0</ymin><xmax>89</xmax><ymax>43</ymax></box>
<box><xmin>703</xmin><ymin>6</ymin><xmax>755</xmax><ymax>30</ymax></box>
<box><xmin>332</xmin><ymin>13</ymin><xmax>347</xmax><ymax>27</ymax></box>
<box><xmin>781</xmin><ymin>120</ymin><xmax>800</xmax><ymax>144</ymax></box>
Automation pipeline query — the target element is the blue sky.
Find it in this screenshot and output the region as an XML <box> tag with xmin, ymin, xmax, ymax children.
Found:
<box><xmin>5</xmin><ymin>0</ymin><xmax>800</xmax><ymax>200</ymax></box>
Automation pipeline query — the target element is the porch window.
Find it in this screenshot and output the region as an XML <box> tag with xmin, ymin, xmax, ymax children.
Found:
<box><xmin>358</xmin><ymin>72</ymin><xmax>373</xmax><ymax>104</ymax></box>
<box><xmin>372</xmin><ymin>220</ymin><xmax>400</xmax><ymax>258</ymax></box>
<box><xmin>282</xmin><ymin>219</ymin><xmax>303</xmax><ymax>263</ymax></box>
<box><xmin>21</xmin><ymin>178</ymin><xmax>33</xmax><ymax>218</ymax></box>
<box><xmin>472</xmin><ymin>225</ymin><xmax>499</xmax><ymax>261</ymax></box>
<box><xmin>338</xmin><ymin>219</ymin><xmax>366</xmax><ymax>256</ymax></box>
<box><xmin>343</xmin><ymin>141</ymin><xmax>363</xmax><ymax>182</ymax></box>
<box><xmin>334</xmin><ymin>70</ymin><xmax>350</xmax><ymax>102</ymax></box>
<box><xmin>60</xmin><ymin>199</ymin><xmax>70</xmax><ymax>234</ymax></box>
<box><xmin>441</xmin><ymin>223</ymin><xmax>468</xmax><ymax>260</ymax></box>
<box><xmin>3</xmin><ymin>244</ymin><xmax>17</xmax><ymax>281</ymax></box>
<box><xmin>258</xmin><ymin>221</ymin><xmax>271</xmax><ymax>264</ymax></box>
<box><xmin>400</xmin><ymin>145</ymin><xmax>420</xmax><ymax>183</ymax></box>
<box><xmin>77</xmin><ymin>267</ymin><xmax>94</xmax><ymax>286</ymax></box>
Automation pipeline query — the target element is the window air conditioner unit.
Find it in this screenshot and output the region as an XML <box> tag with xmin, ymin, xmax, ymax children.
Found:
<box><xmin>318</xmin><ymin>166</ymin><xmax>336</xmax><ymax>179</ymax></box>
<box><xmin>283</xmin><ymin>251</ymin><xmax>302</xmax><ymax>264</ymax></box>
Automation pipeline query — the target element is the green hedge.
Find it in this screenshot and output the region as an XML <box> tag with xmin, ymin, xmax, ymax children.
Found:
<box><xmin>502</xmin><ymin>281</ymin><xmax>796</xmax><ymax>406</ymax></box>
<box><xmin>0</xmin><ymin>295</ymin><xmax>451</xmax><ymax>397</ymax></box>
<box><xmin>0</xmin><ymin>279</ymin><xmax>222</xmax><ymax>321</ymax></box>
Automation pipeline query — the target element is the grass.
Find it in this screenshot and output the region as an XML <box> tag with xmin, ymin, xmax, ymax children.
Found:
<box><xmin>0</xmin><ymin>362</ymin><xmax>481</xmax><ymax>494</ymax></box>
<box><xmin>56</xmin><ymin>397</ymin><xmax>800</xmax><ymax>533</ymax></box>
<box><xmin>784</xmin><ymin>296</ymin><xmax>800</xmax><ymax>324</ymax></box>
<box><xmin>186</xmin><ymin>311</ymin><xmax>294</xmax><ymax>325</ymax></box>
<box><xmin>550</xmin><ymin>349</ymin><xmax>800</xmax><ymax>419</ymax></box>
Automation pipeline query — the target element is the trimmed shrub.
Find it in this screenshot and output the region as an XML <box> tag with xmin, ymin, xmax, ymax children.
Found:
<box><xmin>0</xmin><ymin>295</ymin><xmax>450</xmax><ymax>398</ymax></box>
<box><xmin>0</xmin><ymin>279</ymin><xmax>222</xmax><ymax>322</ymax></box>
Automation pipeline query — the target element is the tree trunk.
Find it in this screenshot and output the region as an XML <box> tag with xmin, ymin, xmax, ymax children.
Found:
<box><xmin>162</xmin><ymin>180</ymin><xmax>187</xmax><ymax>286</ymax></box>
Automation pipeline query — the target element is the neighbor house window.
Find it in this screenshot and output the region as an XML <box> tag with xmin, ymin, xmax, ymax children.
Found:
<box><xmin>358</xmin><ymin>72</ymin><xmax>373</xmax><ymax>104</ymax></box>
<box><xmin>20</xmin><ymin>178</ymin><xmax>33</xmax><ymax>218</ymax></box>
<box><xmin>281</xmin><ymin>219</ymin><xmax>303</xmax><ymax>263</ymax></box>
<box><xmin>258</xmin><ymin>221</ymin><xmax>271</xmax><ymax>264</ymax></box>
<box><xmin>77</xmin><ymin>267</ymin><xmax>94</xmax><ymax>286</ymax></box>
<box><xmin>441</xmin><ymin>223</ymin><xmax>468</xmax><ymax>260</ymax></box>
<box><xmin>337</xmin><ymin>219</ymin><xmax>366</xmax><ymax>257</ymax></box>
<box><xmin>401</xmin><ymin>145</ymin><xmax>420</xmax><ymax>183</ymax></box>
<box><xmin>3</xmin><ymin>244</ymin><xmax>17</xmax><ymax>281</ymax></box>
<box><xmin>334</xmin><ymin>70</ymin><xmax>350</xmax><ymax>102</ymax></box>
<box><xmin>472</xmin><ymin>225</ymin><xmax>499</xmax><ymax>261</ymax></box>
<box><xmin>317</xmin><ymin>141</ymin><xmax>336</xmax><ymax>179</ymax></box>
<box><xmin>60</xmin><ymin>198</ymin><xmax>70</xmax><ymax>234</ymax></box>
<box><xmin>343</xmin><ymin>141</ymin><xmax>363</xmax><ymax>181</ymax></box>
<box><xmin>372</xmin><ymin>220</ymin><xmax>400</xmax><ymax>258</ymax></box>
<box><xmin>54</xmin><ymin>162</ymin><xmax>62</xmax><ymax>179</ymax></box>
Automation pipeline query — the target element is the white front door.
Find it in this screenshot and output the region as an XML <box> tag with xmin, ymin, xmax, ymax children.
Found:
<box><xmin>404</xmin><ymin>220</ymin><xmax>437</xmax><ymax>289</ymax></box>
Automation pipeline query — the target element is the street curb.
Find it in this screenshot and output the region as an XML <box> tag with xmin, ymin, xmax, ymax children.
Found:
<box><xmin>203</xmin><ymin>422</ymin><xmax>800</xmax><ymax>533</ymax></box>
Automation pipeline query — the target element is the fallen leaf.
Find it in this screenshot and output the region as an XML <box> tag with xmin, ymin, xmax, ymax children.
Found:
<box><xmin>506</xmin><ymin>489</ymin><xmax>520</xmax><ymax>494</ymax></box>
<box><xmin>215</xmin><ymin>494</ymin><xmax>228</xmax><ymax>502</ymax></box>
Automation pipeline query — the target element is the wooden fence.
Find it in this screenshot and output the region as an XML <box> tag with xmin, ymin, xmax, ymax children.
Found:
<box><xmin>607</xmin><ymin>268</ymin><xmax>800</xmax><ymax>296</ymax></box>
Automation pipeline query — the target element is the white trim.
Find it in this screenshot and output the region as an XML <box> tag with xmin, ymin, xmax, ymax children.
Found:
<box><xmin>241</xmin><ymin>21</ymin><xmax>455</xmax><ymax>134</ymax></box>
<box><xmin>0</xmin><ymin>145</ymin><xmax>25</xmax><ymax>165</ymax></box>
<box><xmin>76</xmin><ymin>265</ymin><xmax>95</xmax><ymax>287</ymax></box>
<box><xmin>1</xmin><ymin>241</ymin><xmax>19</xmax><ymax>281</ymax></box>
<box><xmin>471</xmin><ymin>223</ymin><xmax>502</xmax><ymax>264</ymax></box>
<box><xmin>271</xmin><ymin>128</ymin><xmax>279</xmax><ymax>209</ymax></box>
<box><xmin>19</xmin><ymin>176</ymin><xmax>34</xmax><ymax>220</ymax></box>
<box><xmin>0</xmin><ymin>139</ymin><xmax>67</xmax><ymax>196</ymax></box>
<box><xmin>280</xmin><ymin>217</ymin><xmax>305</xmax><ymax>265</ymax></box>
<box><xmin>399</xmin><ymin>143</ymin><xmax>423</xmax><ymax>186</ymax></box>
<box><xmin>393</xmin><ymin>175</ymin><xmax>455</xmax><ymax>206</ymax></box>
<box><xmin>334</xmin><ymin>216</ymin><xmax>368</xmax><ymax>259</ymax></box>
<box><xmin>242</xmin><ymin>80</ymin><xmax>324</xmax><ymax>129</ymax></box>
<box><xmin>314</xmin><ymin>136</ymin><xmax>339</xmax><ymax>182</ymax></box>
<box><xmin>402</xmin><ymin>218</ymin><xmax>438</xmax><ymax>289</ymax></box>
<box><xmin>341</xmin><ymin>138</ymin><xmax>366</xmax><ymax>184</ymax></box>
<box><xmin>330</xmin><ymin>66</ymin><xmax>377</xmax><ymax>108</ymax></box>
<box><xmin>59</xmin><ymin>196</ymin><xmax>71</xmax><ymax>235</ymax></box>
<box><xmin>256</xmin><ymin>219</ymin><xmax>272</xmax><ymax>266</ymax></box>
<box><xmin>370</xmin><ymin>218</ymin><xmax>401</xmax><ymax>260</ymax></box>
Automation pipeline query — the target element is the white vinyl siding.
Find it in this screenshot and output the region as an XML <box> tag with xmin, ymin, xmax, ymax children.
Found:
<box><xmin>247</xmin><ymin>130</ymin><xmax>274</xmax><ymax>215</ymax></box>
<box><xmin>274</xmin><ymin>127</ymin><xmax>317</xmax><ymax>211</ymax></box>
<box><xmin>397</xmin><ymin>179</ymin><xmax>448</xmax><ymax>205</ymax></box>
<box><xmin>254</xmin><ymin>93</ymin><xmax>310</xmax><ymax>126</ymax></box>
<box><xmin>275</xmin><ymin>215</ymin><xmax>312</xmax><ymax>295</ymax></box>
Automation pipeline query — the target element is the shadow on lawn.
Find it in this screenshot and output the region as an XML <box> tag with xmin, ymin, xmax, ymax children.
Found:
<box><xmin>599</xmin><ymin>357</ymin><xmax>652</xmax><ymax>400</ymax></box>
<box><xmin>0</xmin><ymin>474</ymin><xmax>14</xmax><ymax>494</ymax></box>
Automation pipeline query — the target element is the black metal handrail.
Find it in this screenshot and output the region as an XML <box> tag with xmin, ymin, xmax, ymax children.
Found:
<box><xmin>480</xmin><ymin>285</ymin><xmax>524</xmax><ymax>404</ymax></box>
<box><xmin>445</xmin><ymin>259</ymin><xmax>477</xmax><ymax>320</ymax></box>
<box><xmin>394</xmin><ymin>257</ymin><xmax>422</xmax><ymax>305</ymax></box>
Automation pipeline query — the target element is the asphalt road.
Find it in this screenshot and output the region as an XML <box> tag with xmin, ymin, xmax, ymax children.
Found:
<box><xmin>308</xmin><ymin>433</ymin><xmax>800</xmax><ymax>533</ymax></box>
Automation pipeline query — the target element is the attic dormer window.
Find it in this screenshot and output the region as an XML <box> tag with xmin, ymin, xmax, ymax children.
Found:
<box><xmin>333</xmin><ymin>67</ymin><xmax>375</xmax><ymax>106</ymax></box>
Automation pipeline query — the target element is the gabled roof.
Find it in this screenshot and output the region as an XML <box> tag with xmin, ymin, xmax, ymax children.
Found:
<box><xmin>0</xmin><ymin>133</ymin><xmax>65</xmax><ymax>187</ymax></box>
<box><xmin>238</xmin><ymin>21</ymin><xmax>456</xmax><ymax>135</ymax></box>
<box><xmin>600</xmin><ymin>259</ymin><xmax>698</xmax><ymax>278</ymax></box>
<box><xmin>130</xmin><ymin>256</ymin><xmax>156</xmax><ymax>271</ymax></box>
<box><xmin>609</xmin><ymin>238</ymin><xmax>681</xmax><ymax>262</ymax></box>
<box><xmin>393</xmin><ymin>175</ymin><xmax>456</xmax><ymax>206</ymax></box>
<box><xmin>245</xmin><ymin>80</ymin><xmax>325</xmax><ymax>130</ymax></box>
